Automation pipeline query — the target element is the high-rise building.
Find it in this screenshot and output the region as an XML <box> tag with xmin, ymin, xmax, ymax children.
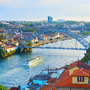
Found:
<box><xmin>48</xmin><ymin>16</ymin><xmax>53</xmax><ymax>23</ymax></box>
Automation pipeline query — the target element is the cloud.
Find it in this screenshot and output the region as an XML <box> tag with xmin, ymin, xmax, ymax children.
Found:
<box><xmin>61</xmin><ymin>17</ymin><xmax>90</xmax><ymax>22</ymax></box>
<box><xmin>0</xmin><ymin>0</ymin><xmax>90</xmax><ymax>21</ymax></box>
<box><xmin>0</xmin><ymin>0</ymin><xmax>28</xmax><ymax>8</ymax></box>
<box><xmin>38</xmin><ymin>0</ymin><xmax>69</xmax><ymax>7</ymax></box>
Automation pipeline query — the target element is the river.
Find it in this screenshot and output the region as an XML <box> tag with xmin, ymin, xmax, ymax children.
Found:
<box><xmin>0</xmin><ymin>37</ymin><xmax>89</xmax><ymax>87</ymax></box>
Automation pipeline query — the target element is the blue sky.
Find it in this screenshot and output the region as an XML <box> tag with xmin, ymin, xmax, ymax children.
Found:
<box><xmin>0</xmin><ymin>0</ymin><xmax>90</xmax><ymax>21</ymax></box>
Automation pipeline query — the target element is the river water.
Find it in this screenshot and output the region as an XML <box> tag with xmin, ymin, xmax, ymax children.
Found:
<box><xmin>0</xmin><ymin>37</ymin><xmax>89</xmax><ymax>87</ymax></box>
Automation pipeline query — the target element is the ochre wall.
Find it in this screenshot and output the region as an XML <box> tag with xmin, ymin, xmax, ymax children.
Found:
<box><xmin>72</xmin><ymin>76</ymin><xmax>89</xmax><ymax>84</ymax></box>
<box><xmin>69</xmin><ymin>66</ymin><xmax>79</xmax><ymax>75</ymax></box>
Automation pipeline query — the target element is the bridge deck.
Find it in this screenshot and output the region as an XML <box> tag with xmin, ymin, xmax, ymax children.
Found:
<box><xmin>24</xmin><ymin>46</ymin><xmax>87</xmax><ymax>50</ymax></box>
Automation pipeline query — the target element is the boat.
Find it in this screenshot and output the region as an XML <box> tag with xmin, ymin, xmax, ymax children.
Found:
<box><xmin>23</xmin><ymin>56</ymin><xmax>43</xmax><ymax>66</ymax></box>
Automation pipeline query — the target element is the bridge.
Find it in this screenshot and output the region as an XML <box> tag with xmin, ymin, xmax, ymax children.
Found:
<box><xmin>19</xmin><ymin>27</ymin><xmax>89</xmax><ymax>50</ymax></box>
<box><xmin>1</xmin><ymin>26</ymin><xmax>89</xmax><ymax>50</ymax></box>
<box><xmin>25</xmin><ymin>46</ymin><xmax>86</xmax><ymax>50</ymax></box>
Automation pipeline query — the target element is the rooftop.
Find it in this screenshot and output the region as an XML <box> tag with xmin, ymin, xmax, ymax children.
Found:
<box><xmin>33</xmin><ymin>75</ymin><xmax>50</xmax><ymax>80</ymax></box>
<box><xmin>71</xmin><ymin>68</ymin><xmax>90</xmax><ymax>76</ymax></box>
<box><xmin>67</xmin><ymin>60</ymin><xmax>90</xmax><ymax>70</ymax></box>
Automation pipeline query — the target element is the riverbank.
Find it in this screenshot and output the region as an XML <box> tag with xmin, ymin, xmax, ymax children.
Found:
<box><xmin>32</xmin><ymin>37</ymin><xmax>72</xmax><ymax>47</ymax></box>
<box><xmin>0</xmin><ymin>37</ymin><xmax>72</xmax><ymax>59</ymax></box>
<box><xmin>0</xmin><ymin>48</ymin><xmax>32</xmax><ymax>59</ymax></box>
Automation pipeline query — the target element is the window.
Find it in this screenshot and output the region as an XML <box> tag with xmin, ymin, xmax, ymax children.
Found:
<box><xmin>77</xmin><ymin>76</ymin><xmax>84</xmax><ymax>82</ymax></box>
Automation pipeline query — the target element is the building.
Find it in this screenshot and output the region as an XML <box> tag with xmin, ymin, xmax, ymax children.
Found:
<box><xmin>3</xmin><ymin>44</ymin><xmax>18</xmax><ymax>52</ymax></box>
<box><xmin>39</xmin><ymin>67</ymin><xmax>65</xmax><ymax>90</ymax></box>
<box><xmin>38</xmin><ymin>34</ymin><xmax>47</xmax><ymax>41</ymax></box>
<box><xmin>32</xmin><ymin>75</ymin><xmax>50</xmax><ymax>85</ymax></box>
<box><xmin>9</xmin><ymin>87</ymin><xmax>19</xmax><ymax>90</ymax></box>
<box><xmin>57</xmin><ymin>19</ymin><xmax>66</xmax><ymax>23</ymax></box>
<box><xmin>48</xmin><ymin>16</ymin><xmax>53</xmax><ymax>23</ymax></box>
<box><xmin>40</xmin><ymin>60</ymin><xmax>90</xmax><ymax>90</ymax></box>
<box><xmin>55</xmin><ymin>60</ymin><xmax>90</xmax><ymax>90</ymax></box>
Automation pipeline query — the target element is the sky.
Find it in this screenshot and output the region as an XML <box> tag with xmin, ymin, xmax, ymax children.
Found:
<box><xmin>0</xmin><ymin>0</ymin><xmax>90</xmax><ymax>21</ymax></box>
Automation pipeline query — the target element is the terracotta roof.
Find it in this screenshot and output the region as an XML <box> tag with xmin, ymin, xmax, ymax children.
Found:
<box><xmin>56</xmin><ymin>61</ymin><xmax>90</xmax><ymax>84</ymax></box>
<box><xmin>46</xmin><ymin>78</ymin><xmax>57</xmax><ymax>84</ymax></box>
<box><xmin>9</xmin><ymin>87</ymin><xmax>18</xmax><ymax>90</ymax></box>
<box><xmin>71</xmin><ymin>68</ymin><xmax>90</xmax><ymax>76</ymax></box>
<box><xmin>68</xmin><ymin>60</ymin><xmax>90</xmax><ymax>70</ymax></box>
<box><xmin>55</xmin><ymin>74</ymin><xmax>90</xmax><ymax>88</ymax></box>
<box><xmin>65</xmin><ymin>84</ymin><xmax>90</xmax><ymax>88</ymax></box>
<box><xmin>55</xmin><ymin>75</ymin><xmax>72</xmax><ymax>87</ymax></box>
<box><xmin>55</xmin><ymin>68</ymin><xmax>90</xmax><ymax>88</ymax></box>
<box><xmin>58</xmin><ymin>69</ymin><xmax>69</xmax><ymax>81</ymax></box>
<box><xmin>6</xmin><ymin>47</ymin><xmax>9</xmax><ymax>49</ymax></box>
<box><xmin>39</xmin><ymin>84</ymin><xmax>56</xmax><ymax>90</ymax></box>
<box><xmin>57</xmin><ymin>67</ymin><xmax>67</xmax><ymax>70</ymax></box>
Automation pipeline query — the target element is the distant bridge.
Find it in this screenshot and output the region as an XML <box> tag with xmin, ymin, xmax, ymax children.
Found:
<box><xmin>2</xmin><ymin>26</ymin><xmax>89</xmax><ymax>50</ymax></box>
<box><xmin>25</xmin><ymin>46</ymin><xmax>87</xmax><ymax>50</ymax></box>
<box><xmin>21</xmin><ymin>28</ymin><xmax>89</xmax><ymax>50</ymax></box>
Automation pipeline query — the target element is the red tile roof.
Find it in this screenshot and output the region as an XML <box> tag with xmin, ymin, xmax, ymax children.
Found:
<box><xmin>39</xmin><ymin>84</ymin><xmax>56</xmax><ymax>90</ymax></box>
<box><xmin>46</xmin><ymin>78</ymin><xmax>57</xmax><ymax>84</ymax></box>
<box><xmin>71</xmin><ymin>68</ymin><xmax>90</xmax><ymax>76</ymax></box>
<box><xmin>55</xmin><ymin>73</ymin><xmax>90</xmax><ymax>88</ymax></box>
<box><xmin>57</xmin><ymin>67</ymin><xmax>67</xmax><ymax>70</ymax></box>
<box><xmin>40</xmin><ymin>77</ymin><xmax>57</xmax><ymax>89</ymax></box>
<box><xmin>58</xmin><ymin>69</ymin><xmax>69</xmax><ymax>81</ymax></box>
<box><xmin>55</xmin><ymin>75</ymin><xmax>72</xmax><ymax>87</ymax></box>
<box><xmin>41</xmin><ymin>60</ymin><xmax>90</xmax><ymax>89</ymax></box>
<box><xmin>9</xmin><ymin>87</ymin><xmax>18</xmax><ymax>90</ymax></box>
<box><xmin>55</xmin><ymin>68</ymin><xmax>90</xmax><ymax>88</ymax></box>
<box><xmin>68</xmin><ymin>60</ymin><xmax>90</xmax><ymax>70</ymax></box>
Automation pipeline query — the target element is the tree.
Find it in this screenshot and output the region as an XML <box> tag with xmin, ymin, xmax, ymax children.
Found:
<box><xmin>28</xmin><ymin>41</ymin><xmax>32</xmax><ymax>46</ymax></box>
<box><xmin>0</xmin><ymin>84</ymin><xmax>4</xmax><ymax>90</ymax></box>
<box><xmin>0</xmin><ymin>84</ymin><xmax>8</xmax><ymax>90</ymax></box>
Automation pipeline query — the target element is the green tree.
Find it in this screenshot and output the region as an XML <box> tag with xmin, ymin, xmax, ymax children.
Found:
<box><xmin>0</xmin><ymin>23</ymin><xmax>7</xmax><ymax>27</ymax></box>
<box><xmin>0</xmin><ymin>84</ymin><xmax>4</xmax><ymax>90</ymax></box>
<box><xmin>28</xmin><ymin>41</ymin><xmax>32</xmax><ymax>46</ymax></box>
<box><xmin>0</xmin><ymin>84</ymin><xmax>8</xmax><ymax>90</ymax></box>
<box><xmin>25</xmin><ymin>23</ymin><xmax>30</xmax><ymax>27</ymax></box>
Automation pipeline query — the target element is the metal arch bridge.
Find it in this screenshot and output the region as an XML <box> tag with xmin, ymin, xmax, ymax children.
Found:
<box><xmin>22</xmin><ymin>28</ymin><xmax>89</xmax><ymax>50</ymax></box>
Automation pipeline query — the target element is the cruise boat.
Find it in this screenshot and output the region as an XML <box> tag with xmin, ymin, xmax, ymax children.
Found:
<box><xmin>23</xmin><ymin>56</ymin><xmax>43</xmax><ymax>66</ymax></box>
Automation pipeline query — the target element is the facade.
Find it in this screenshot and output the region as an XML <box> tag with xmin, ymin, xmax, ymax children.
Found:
<box><xmin>48</xmin><ymin>16</ymin><xmax>53</xmax><ymax>23</ymax></box>
<box><xmin>40</xmin><ymin>61</ymin><xmax>90</xmax><ymax>90</ymax></box>
<box><xmin>31</xmin><ymin>37</ymin><xmax>38</xmax><ymax>44</ymax></box>
<box><xmin>38</xmin><ymin>34</ymin><xmax>47</xmax><ymax>41</ymax></box>
<box><xmin>55</xmin><ymin>60</ymin><xmax>90</xmax><ymax>90</ymax></box>
<box><xmin>2</xmin><ymin>44</ymin><xmax>18</xmax><ymax>52</ymax></box>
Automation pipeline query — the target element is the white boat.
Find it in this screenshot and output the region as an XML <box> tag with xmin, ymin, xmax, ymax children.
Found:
<box><xmin>23</xmin><ymin>56</ymin><xmax>43</xmax><ymax>66</ymax></box>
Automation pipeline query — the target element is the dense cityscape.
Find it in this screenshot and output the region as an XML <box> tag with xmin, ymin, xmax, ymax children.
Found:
<box><xmin>0</xmin><ymin>16</ymin><xmax>90</xmax><ymax>58</ymax></box>
<box><xmin>0</xmin><ymin>16</ymin><xmax>90</xmax><ymax>90</ymax></box>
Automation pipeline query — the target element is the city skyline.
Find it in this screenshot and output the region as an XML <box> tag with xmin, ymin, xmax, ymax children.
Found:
<box><xmin>0</xmin><ymin>0</ymin><xmax>90</xmax><ymax>21</ymax></box>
